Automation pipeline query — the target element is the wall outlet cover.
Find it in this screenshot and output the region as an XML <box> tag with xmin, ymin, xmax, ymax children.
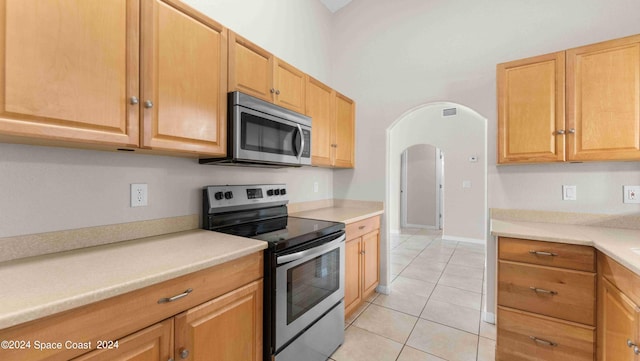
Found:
<box><xmin>562</xmin><ymin>185</ymin><xmax>577</xmax><ymax>201</ymax></box>
<box><xmin>131</xmin><ymin>183</ymin><xmax>148</xmax><ymax>207</ymax></box>
<box><xmin>623</xmin><ymin>185</ymin><xmax>640</xmax><ymax>204</ymax></box>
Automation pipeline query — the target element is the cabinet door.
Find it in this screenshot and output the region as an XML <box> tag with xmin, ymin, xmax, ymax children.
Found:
<box><xmin>344</xmin><ymin>237</ymin><xmax>363</xmax><ymax>317</ymax></box>
<box><xmin>362</xmin><ymin>230</ymin><xmax>380</xmax><ymax>297</ymax></box>
<box><xmin>174</xmin><ymin>280</ymin><xmax>262</xmax><ymax>361</ymax></box>
<box><xmin>497</xmin><ymin>52</ymin><xmax>565</xmax><ymax>164</ymax></box>
<box><xmin>228</xmin><ymin>31</ymin><xmax>274</xmax><ymax>102</ymax></box>
<box><xmin>567</xmin><ymin>35</ymin><xmax>640</xmax><ymax>161</ymax></box>
<box><xmin>71</xmin><ymin>320</ymin><xmax>173</xmax><ymax>361</ymax></box>
<box><xmin>333</xmin><ymin>92</ymin><xmax>355</xmax><ymax>168</ymax></box>
<box><xmin>0</xmin><ymin>0</ymin><xmax>139</xmax><ymax>147</ymax></box>
<box><xmin>141</xmin><ymin>0</ymin><xmax>227</xmax><ymax>156</ymax></box>
<box><xmin>306</xmin><ymin>76</ymin><xmax>334</xmax><ymax>167</ymax></box>
<box><xmin>274</xmin><ymin>58</ymin><xmax>306</xmax><ymax>114</ymax></box>
<box><xmin>598</xmin><ymin>276</ymin><xmax>640</xmax><ymax>361</ymax></box>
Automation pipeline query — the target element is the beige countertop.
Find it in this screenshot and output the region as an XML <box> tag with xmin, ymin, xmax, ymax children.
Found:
<box><xmin>290</xmin><ymin>205</ymin><xmax>384</xmax><ymax>224</ymax></box>
<box><xmin>492</xmin><ymin>219</ymin><xmax>640</xmax><ymax>276</ymax></box>
<box><xmin>289</xmin><ymin>200</ymin><xmax>384</xmax><ymax>224</ymax></box>
<box><xmin>0</xmin><ymin>229</ymin><xmax>266</xmax><ymax>330</ymax></box>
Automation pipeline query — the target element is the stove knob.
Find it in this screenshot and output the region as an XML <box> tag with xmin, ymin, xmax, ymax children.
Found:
<box><xmin>214</xmin><ymin>191</ymin><xmax>224</xmax><ymax>200</ymax></box>
<box><xmin>280</xmin><ymin>189</ymin><xmax>287</xmax><ymax>195</ymax></box>
<box><xmin>274</xmin><ymin>189</ymin><xmax>280</xmax><ymax>196</ymax></box>
<box><xmin>267</xmin><ymin>189</ymin><xmax>274</xmax><ymax>196</ymax></box>
<box><xmin>224</xmin><ymin>191</ymin><xmax>233</xmax><ymax>200</ymax></box>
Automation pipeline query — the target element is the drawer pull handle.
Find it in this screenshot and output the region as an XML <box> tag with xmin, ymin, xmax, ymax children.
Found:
<box><xmin>529</xmin><ymin>336</ymin><xmax>558</xmax><ymax>347</ymax></box>
<box><xmin>529</xmin><ymin>286</ymin><xmax>557</xmax><ymax>295</ymax></box>
<box><xmin>528</xmin><ymin>250</ymin><xmax>558</xmax><ymax>257</ymax></box>
<box><xmin>359</xmin><ymin>225</ymin><xmax>366</xmax><ymax>230</ymax></box>
<box><xmin>158</xmin><ymin>288</ymin><xmax>193</xmax><ymax>304</ymax></box>
<box><xmin>627</xmin><ymin>339</ymin><xmax>636</xmax><ymax>348</ymax></box>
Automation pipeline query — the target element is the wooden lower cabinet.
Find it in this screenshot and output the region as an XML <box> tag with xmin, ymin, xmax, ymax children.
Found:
<box><xmin>71</xmin><ymin>320</ymin><xmax>173</xmax><ymax>361</ymax></box>
<box><xmin>0</xmin><ymin>253</ymin><xmax>263</xmax><ymax>361</ymax></box>
<box><xmin>497</xmin><ymin>237</ymin><xmax>596</xmax><ymax>360</ymax></box>
<box><xmin>497</xmin><ymin>307</ymin><xmax>595</xmax><ymax>361</ymax></box>
<box><xmin>175</xmin><ymin>280</ymin><xmax>262</xmax><ymax>361</ymax></box>
<box><xmin>344</xmin><ymin>216</ymin><xmax>380</xmax><ymax>318</ymax></box>
<box><xmin>598</xmin><ymin>252</ymin><xmax>640</xmax><ymax>361</ymax></box>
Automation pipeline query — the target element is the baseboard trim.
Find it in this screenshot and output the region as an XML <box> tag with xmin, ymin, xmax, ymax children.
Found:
<box><xmin>376</xmin><ymin>284</ymin><xmax>391</xmax><ymax>295</ymax></box>
<box><xmin>441</xmin><ymin>235</ymin><xmax>485</xmax><ymax>244</ymax></box>
<box><xmin>389</xmin><ymin>229</ymin><xmax>400</xmax><ymax>235</ymax></box>
<box><xmin>482</xmin><ymin>311</ymin><xmax>496</xmax><ymax>324</ymax></box>
<box><xmin>404</xmin><ymin>223</ymin><xmax>438</xmax><ymax>230</ymax></box>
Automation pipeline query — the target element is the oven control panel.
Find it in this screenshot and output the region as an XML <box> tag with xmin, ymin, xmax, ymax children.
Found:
<box><xmin>204</xmin><ymin>184</ymin><xmax>288</xmax><ymax>213</ymax></box>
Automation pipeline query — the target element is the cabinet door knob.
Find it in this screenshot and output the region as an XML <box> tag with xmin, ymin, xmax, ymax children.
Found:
<box><xmin>179</xmin><ymin>348</ymin><xmax>190</xmax><ymax>359</ymax></box>
<box><xmin>634</xmin><ymin>345</ymin><xmax>640</xmax><ymax>355</ymax></box>
<box><xmin>275</xmin><ymin>89</ymin><xmax>281</xmax><ymax>95</ymax></box>
<box><xmin>130</xmin><ymin>96</ymin><xmax>139</xmax><ymax>105</ymax></box>
<box><xmin>568</xmin><ymin>128</ymin><xmax>576</xmax><ymax>134</ymax></box>
<box><xmin>270</xmin><ymin>88</ymin><xmax>276</xmax><ymax>93</ymax></box>
<box><xmin>556</xmin><ymin>129</ymin><xmax>565</xmax><ymax>135</ymax></box>
<box><xmin>144</xmin><ymin>100</ymin><xmax>154</xmax><ymax>109</ymax></box>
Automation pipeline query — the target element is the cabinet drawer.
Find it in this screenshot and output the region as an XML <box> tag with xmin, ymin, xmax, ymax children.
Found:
<box><xmin>498</xmin><ymin>260</ymin><xmax>596</xmax><ymax>325</ymax></box>
<box><xmin>499</xmin><ymin>237</ymin><xmax>595</xmax><ymax>272</ymax></box>
<box><xmin>497</xmin><ymin>306</ymin><xmax>595</xmax><ymax>361</ymax></box>
<box><xmin>346</xmin><ymin>216</ymin><xmax>380</xmax><ymax>240</ymax></box>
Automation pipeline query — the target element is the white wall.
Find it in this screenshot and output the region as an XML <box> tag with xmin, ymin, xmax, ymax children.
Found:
<box><xmin>184</xmin><ymin>0</ymin><xmax>333</xmax><ymax>83</ymax></box>
<box><xmin>331</xmin><ymin>0</ymin><xmax>640</xmax><ymax>216</ymax></box>
<box><xmin>0</xmin><ymin>0</ymin><xmax>334</xmax><ymax>238</ymax></box>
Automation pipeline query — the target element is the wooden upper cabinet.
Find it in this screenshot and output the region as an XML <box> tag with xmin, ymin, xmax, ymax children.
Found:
<box><xmin>141</xmin><ymin>0</ymin><xmax>227</xmax><ymax>156</ymax></box>
<box><xmin>334</xmin><ymin>92</ymin><xmax>355</xmax><ymax>168</ymax></box>
<box><xmin>306</xmin><ymin>76</ymin><xmax>334</xmax><ymax>166</ymax></box>
<box><xmin>274</xmin><ymin>58</ymin><xmax>306</xmax><ymax>114</ymax></box>
<box><xmin>228</xmin><ymin>31</ymin><xmax>305</xmax><ymax>113</ymax></box>
<box><xmin>497</xmin><ymin>52</ymin><xmax>565</xmax><ymax>164</ymax></box>
<box><xmin>0</xmin><ymin>0</ymin><xmax>139</xmax><ymax>147</ymax></box>
<box><xmin>228</xmin><ymin>31</ymin><xmax>274</xmax><ymax>102</ymax></box>
<box><xmin>567</xmin><ymin>35</ymin><xmax>640</xmax><ymax>161</ymax></box>
<box><xmin>306</xmin><ymin>79</ymin><xmax>355</xmax><ymax>168</ymax></box>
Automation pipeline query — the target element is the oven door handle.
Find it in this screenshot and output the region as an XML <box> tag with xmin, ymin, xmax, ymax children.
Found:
<box><xmin>277</xmin><ymin>234</ymin><xmax>345</xmax><ymax>265</ymax></box>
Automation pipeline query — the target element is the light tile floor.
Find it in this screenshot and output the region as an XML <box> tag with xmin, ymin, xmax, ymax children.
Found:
<box><xmin>330</xmin><ymin>228</ymin><xmax>496</xmax><ymax>361</ymax></box>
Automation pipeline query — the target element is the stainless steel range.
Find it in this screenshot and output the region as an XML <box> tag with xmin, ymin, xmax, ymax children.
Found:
<box><xmin>202</xmin><ymin>184</ymin><xmax>345</xmax><ymax>361</ymax></box>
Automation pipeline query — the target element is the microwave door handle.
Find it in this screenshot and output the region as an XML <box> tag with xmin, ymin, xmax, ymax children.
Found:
<box><xmin>277</xmin><ymin>234</ymin><xmax>345</xmax><ymax>265</ymax></box>
<box><xmin>296</xmin><ymin>124</ymin><xmax>304</xmax><ymax>160</ymax></box>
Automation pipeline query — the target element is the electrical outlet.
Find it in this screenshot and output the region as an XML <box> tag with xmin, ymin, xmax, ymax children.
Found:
<box><xmin>623</xmin><ymin>185</ymin><xmax>640</xmax><ymax>204</ymax></box>
<box><xmin>131</xmin><ymin>183</ymin><xmax>148</xmax><ymax>207</ymax></box>
<box><xmin>313</xmin><ymin>182</ymin><xmax>319</xmax><ymax>193</ymax></box>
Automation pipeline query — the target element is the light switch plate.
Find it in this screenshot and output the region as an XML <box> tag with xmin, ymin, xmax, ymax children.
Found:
<box><xmin>562</xmin><ymin>185</ymin><xmax>576</xmax><ymax>201</ymax></box>
<box><xmin>623</xmin><ymin>185</ymin><xmax>640</xmax><ymax>203</ymax></box>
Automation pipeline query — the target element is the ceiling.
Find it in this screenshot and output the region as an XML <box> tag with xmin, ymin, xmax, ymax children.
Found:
<box><xmin>319</xmin><ymin>0</ymin><xmax>352</xmax><ymax>13</ymax></box>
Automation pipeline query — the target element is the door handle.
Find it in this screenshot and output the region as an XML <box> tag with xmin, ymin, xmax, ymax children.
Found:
<box><xmin>277</xmin><ymin>234</ymin><xmax>345</xmax><ymax>264</ymax></box>
<box><xmin>295</xmin><ymin>124</ymin><xmax>304</xmax><ymax>160</ymax></box>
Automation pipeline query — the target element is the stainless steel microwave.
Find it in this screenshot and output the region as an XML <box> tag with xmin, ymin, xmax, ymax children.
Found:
<box><xmin>200</xmin><ymin>92</ymin><xmax>311</xmax><ymax>167</ymax></box>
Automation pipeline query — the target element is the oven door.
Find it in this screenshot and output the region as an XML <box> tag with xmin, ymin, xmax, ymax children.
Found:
<box><xmin>274</xmin><ymin>232</ymin><xmax>345</xmax><ymax>351</ymax></box>
<box><xmin>233</xmin><ymin>106</ymin><xmax>311</xmax><ymax>166</ymax></box>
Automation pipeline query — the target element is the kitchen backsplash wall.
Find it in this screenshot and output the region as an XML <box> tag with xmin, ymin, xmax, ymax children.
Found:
<box><xmin>0</xmin><ymin>143</ymin><xmax>333</xmax><ymax>239</ymax></box>
<box><xmin>331</xmin><ymin>0</ymin><xmax>640</xmax><ymax>219</ymax></box>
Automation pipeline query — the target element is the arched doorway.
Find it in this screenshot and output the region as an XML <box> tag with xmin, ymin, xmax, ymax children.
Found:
<box><xmin>382</xmin><ymin>101</ymin><xmax>493</xmax><ymax>322</ymax></box>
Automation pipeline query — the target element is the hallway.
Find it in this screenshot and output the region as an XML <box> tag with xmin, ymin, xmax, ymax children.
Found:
<box><xmin>331</xmin><ymin>228</ymin><xmax>495</xmax><ymax>361</ymax></box>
